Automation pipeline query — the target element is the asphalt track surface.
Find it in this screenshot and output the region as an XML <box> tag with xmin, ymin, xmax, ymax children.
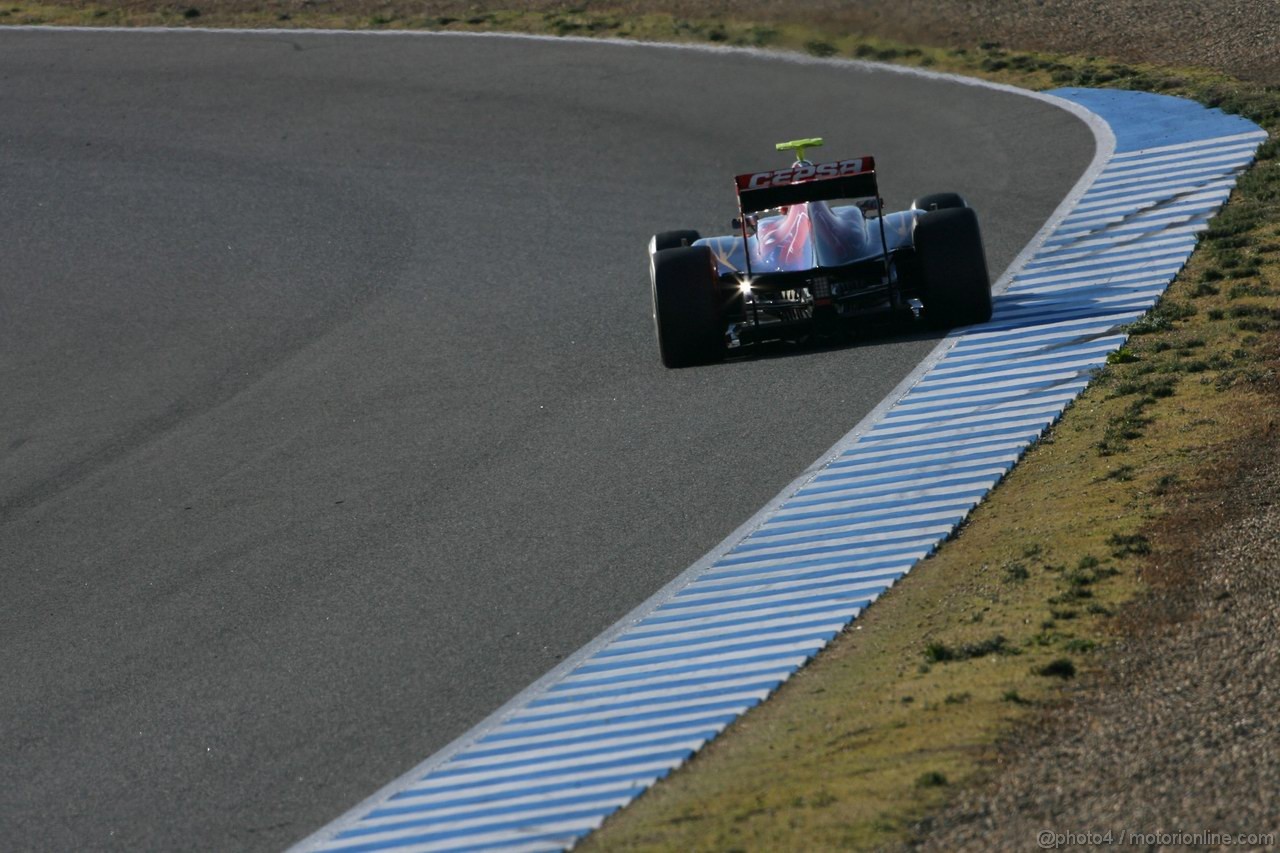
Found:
<box><xmin>0</xmin><ymin>30</ymin><xmax>1094</xmax><ymax>850</ymax></box>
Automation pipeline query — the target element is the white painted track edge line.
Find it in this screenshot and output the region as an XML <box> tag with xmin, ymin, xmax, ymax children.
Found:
<box><xmin>118</xmin><ymin>32</ymin><xmax>1111</xmax><ymax>853</ymax></box>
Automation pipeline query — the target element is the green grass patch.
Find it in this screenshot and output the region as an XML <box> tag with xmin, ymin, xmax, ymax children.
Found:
<box><xmin>924</xmin><ymin>634</ymin><xmax>1018</xmax><ymax>663</ymax></box>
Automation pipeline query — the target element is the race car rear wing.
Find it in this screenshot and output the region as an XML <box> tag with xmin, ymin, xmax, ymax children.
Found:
<box><xmin>735</xmin><ymin>156</ymin><xmax>878</xmax><ymax>214</ymax></box>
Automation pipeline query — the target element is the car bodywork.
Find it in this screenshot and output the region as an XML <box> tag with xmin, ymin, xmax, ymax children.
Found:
<box><xmin>648</xmin><ymin>139</ymin><xmax>992</xmax><ymax>367</ymax></box>
<box><xmin>705</xmin><ymin>152</ymin><xmax>923</xmax><ymax>347</ymax></box>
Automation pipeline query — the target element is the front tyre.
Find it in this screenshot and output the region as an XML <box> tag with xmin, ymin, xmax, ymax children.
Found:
<box><xmin>651</xmin><ymin>245</ymin><xmax>725</xmax><ymax>368</ymax></box>
<box><xmin>914</xmin><ymin>206</ymin><xmax>992</xmax><ymax>329</ymax></box>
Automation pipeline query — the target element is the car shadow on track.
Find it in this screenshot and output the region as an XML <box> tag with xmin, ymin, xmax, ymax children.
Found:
<box><xmin>718</xmin><ymin>314</ymin><xmax>950</xmax><ymax>365</ymax></box>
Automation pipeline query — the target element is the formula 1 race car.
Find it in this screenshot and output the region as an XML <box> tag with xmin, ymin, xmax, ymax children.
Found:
<box><xmin>648</xmin><ymin>138</ymin><xmax>992</xmax><ymax>367</ymax></box>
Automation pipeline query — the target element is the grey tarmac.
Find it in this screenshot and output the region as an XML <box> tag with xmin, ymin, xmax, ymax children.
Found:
<box><xmin>0</xmin><ymin>30</ymin><xmax>1093</xmax><ymax>850</ymax></box>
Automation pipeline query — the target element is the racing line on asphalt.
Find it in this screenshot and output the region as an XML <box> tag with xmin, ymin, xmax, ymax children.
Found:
<box><xmin>292</xmin><ymin>85</ymin><xmax>1267</xmax><ymax>853</ymax></box>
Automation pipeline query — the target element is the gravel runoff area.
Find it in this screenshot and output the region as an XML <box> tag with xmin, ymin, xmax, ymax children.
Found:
<box><xmin>910</xmin><ymin>428</ymin><xmax>1280</xmax><ymax>849</ymax></box>
<box><xmin>595</xmin><ymin>0</ymin><xmax>1280</xmax><ymax>84</ymax></box>
<box><xmin>784</xmin><ymin>0</ymin><xmax>1280</xmax><ymax>85</ymax></box>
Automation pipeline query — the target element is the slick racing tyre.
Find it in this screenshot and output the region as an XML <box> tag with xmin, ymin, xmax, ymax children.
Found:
<box><xmin>651</xmin><ymin>245</ymin><xmax>725</xmax><ymax>368</ymax></box>
<box><xmin>911</xmin><ymin>192</ymin><xmax>968</xmax><ymax>212</ymax></box>
<box><xmin>914</xmin><ymin>206</ymin><xmax>992</xmax><ymax>329</ymax></box>
<box><xmin>651</xmin><ymin>230</ymin><xmax>702</xmax><ymax>252</ymax></box>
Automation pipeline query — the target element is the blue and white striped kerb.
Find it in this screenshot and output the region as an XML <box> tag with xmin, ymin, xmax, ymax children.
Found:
<box><xmin>295</xmin><ymin>89</ymin><xmax>1267</xmax><ymax>852</ymax></box>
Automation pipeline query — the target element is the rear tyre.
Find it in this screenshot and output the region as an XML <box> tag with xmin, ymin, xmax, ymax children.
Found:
<box><xmin>913</xmin><ymin>207</ymin><xmax>992</xmax><ymax>329</ymax></box>
<box><xmin>651</xmin><ymin>245</ymin><xmax>725</xmax><ymax>368</ymax></box>
<box><xmin>911</xmin><ymin>192</ymin><xmax>967</xmax><ymax>212</ymax></box>
<box><xmin>651</xmin><ymin>230</ymin><xmax>702</xmax><ymax>252</ymax></box>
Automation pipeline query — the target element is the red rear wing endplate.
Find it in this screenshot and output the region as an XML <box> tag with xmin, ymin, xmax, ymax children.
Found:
<box><xmin>735</xmin><ymin>156</ymin><xmax>878</xmax><ymax>214</ymax></box>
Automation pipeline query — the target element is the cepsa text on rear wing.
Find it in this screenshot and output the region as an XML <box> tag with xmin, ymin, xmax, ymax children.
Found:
<box><xmin>734</xmin><ymin>156</ymin><xmax>879</xmax><ymax>214</ymax></box>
